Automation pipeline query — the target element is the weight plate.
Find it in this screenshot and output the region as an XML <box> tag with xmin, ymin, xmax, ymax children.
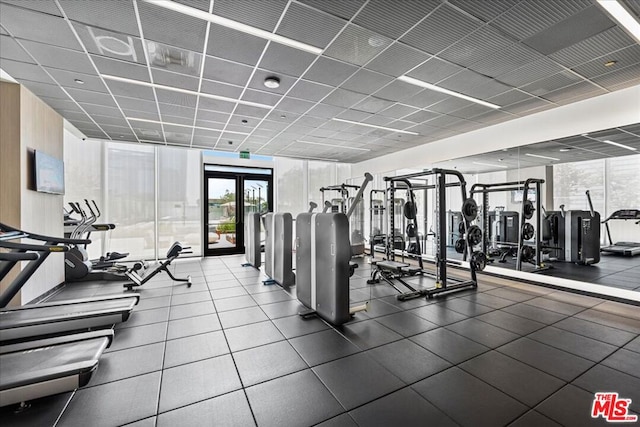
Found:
<box><xmin>522</xmin><ymin>223</ymin><xmax>535</xmax><ymax>241</ymax></box>
<box><xmin>467</xmin><ymin>225</ymin><xmax>483</xmax><ymax>246</ymax></box>
<box><xmin>523</xmin><ymin>200</ymin><xmax>535</xmax><ymax>220</ymax></box>
<box><xmin>521</xmin><ymin>245</ymin><xmax>535</xmax><ymax>262</ymax></box>
<box><xmin>461</xmin><ymin>198</ymin><xmax>478</xmax><ymax>222</ymax></box>
<box><xmin>471</xmin><ymin>251</ymin><xmax>487</xmax><ymax>271</ymax></box>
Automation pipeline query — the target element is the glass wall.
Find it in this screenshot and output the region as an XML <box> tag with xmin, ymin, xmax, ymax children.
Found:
<box><xmin>65</xmin><ymin>138</ymin><xmax>203</xmax><ymax>260</ymax></box>
<box><xmin>158</xmin><ymin>147</ymin><xmax>202</xmax><ymax>256</ymax></box>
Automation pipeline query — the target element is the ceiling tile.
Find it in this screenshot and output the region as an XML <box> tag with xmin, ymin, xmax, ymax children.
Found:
<box><xmin>324</xmin><ymin>24</ymin><xmax>392</xmax><ymax>66</ymax></box>
<box><xmin>152</xmin><ymin>69</ymin><xmax>200</xmax><ymax>91</ymax></box>
<box><xmin>106</xmin><ymin>79</ymin><xmax>155</xmax><ymax>100</ymax></box>
<box><xmin>276</xmin><ymin>2</ymin><xmax>346</xmax><ymax>49</ymax></box>
<box><xmin>401</xmin><ymin>3</ymin><xmax>482</xmax><ymax>55</ymax></box>
<box><xmin>60</xmin><ymin>0</ymin><xmax>139</xmax><ymax>36</ymax></box>
<box><xmin>299</xmin><ymin>0</ymin><xmax>366</xmax><ymax>21</ymax></box>
<box><xmin>373</xmin><ymin>80</ymin><xmax>420</xmax><ymax>102</ymax></box>
<box><xmin>212</xmin><ymin>0</ymin><xmax>287</xmax><ymax>32</ymax></box>
<box><xmin>45</xmin><ymin>67</ymin><xmax>108</xmax><ymax>93</ymax></box>
<box><xmin>200</xmin><ymin>79</ymin><xmax>243</xmax><ymax>99</ymax></box>
<box><xmin>156</xmin><ymin>89</ymin><xmax>197</xmax><ymax>108</ymax></box>
<box><xmin>202</xmin><ymin>56</ymin><xmax>253</xmax><ymax>86</ymax></box>
<box><xmin>206</xmin><ymin>25</ymin><xmax>267</xmax><ymax>67</ymax></box>
<box><xmin>365</xmin><ymin>42</ymin><xmax>430</xmax><ymax>77</ymax></box>
<box><xmin>0</xmin><ymin>35</ymin><xmax>34</xmax><ymax>63</ymax></box>
<box><xmin>19</xmin><ymin>39</ymin><xmax>95</xmax><ymax>74</ymax></box>
<box><xmin>1</xmin><ymin>0</ymin><xmax>62</xmax><ymax>16</ymax></box>
<box><xmin>138</xmin><ymin>1</ymin><xmax>207</xmax><ymax>52</ymax></box>
<box><xmin>406</xmin><ymin>57</ymin><xmax>464</xmax><ymax>84</ymax></box>
<box><xmin>92</xmin><ymin>55</ymin><xmax>150</xmax><ymax>82</ymax></box>
<box><xmin>1</xmin><ymin>4</ymin><xmax>82</xmax><ymax>50</ymax></box>
<box><xmin>303</xmin><ymin>56</ymin><xmax>358</xmax><ymax>86</ymax></box>
<box><xmin>259</xmin><ymin>43</ymin><xmax>316</xmax><ymax>77</ymax></box>
<box><xmin>288</xmin><ymin>79</ymin><xmax>333</xmax><ymax>102</ymax></box>
<box><xmin>490</xmin><ymin>0</ymin><xmax>592</xmax><ymax>41</ymax></box>
<box><xmin>353</xmin><ymin>0</ymin><xmax>440</xmax><ymax>39</ymax></box>
<box><xmin>340</xmin><ymin>68</ymin><xmax>393</xmax><ymax>95</ymax></box>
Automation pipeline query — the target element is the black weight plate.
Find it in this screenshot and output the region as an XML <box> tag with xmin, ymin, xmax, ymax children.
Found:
<box><xmin>467</xmin><ymin>225</ymin><xmax>483</xmax><ymax>246</ymax></box>
<box><xmin>462</xmin><ymin>198</ymin><xmax>478</xmax><ymax>222</ymax></box>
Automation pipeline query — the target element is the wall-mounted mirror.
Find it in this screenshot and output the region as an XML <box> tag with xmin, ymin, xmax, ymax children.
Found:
<box><xmin>430</xmin><ymin>122</ymin><xmax>640</xmax><ymax>294</ymax></box>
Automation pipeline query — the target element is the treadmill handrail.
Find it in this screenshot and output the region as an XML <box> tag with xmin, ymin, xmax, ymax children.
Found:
<box><xmin>0</xmin><ymin>222</ymin><xmax>91</xmax><ymax>245</ymax></box>
<box><xmin>0</xmin><ymin>252</ymin><xmax>39</xmax><ymax>262</ymax></box>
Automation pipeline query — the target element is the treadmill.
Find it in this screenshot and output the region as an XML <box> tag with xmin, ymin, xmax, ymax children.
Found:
<box><xmin>601</xmin><ymin>209</ymin><xmax>640</xmax><ymax>256</ymax></box>
<box><xmin>0</xmin><ymin>329</ymin><xmax>113</xmax><ymax>407</ymax></box>
<box><xmin>0</xmin><ymin>224</ymin><xmax>139</xmax><ymax>344</ymax></box>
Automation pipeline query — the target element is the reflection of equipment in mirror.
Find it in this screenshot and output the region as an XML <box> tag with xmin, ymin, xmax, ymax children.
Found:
<box><xmin>601</xmin><ymin>209</ymin><xmax>640</xmax><ymax>256</ymax></box>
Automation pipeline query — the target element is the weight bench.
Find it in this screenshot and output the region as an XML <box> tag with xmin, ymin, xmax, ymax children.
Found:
<box><xmin>367</xmin><ymin>260</ymin><xmax>427</xmax><ymax>301</ymax></box>
<box><xmin>124</xmin><ymin>242</ymin><xmax>192</xmax><ymax>291</ymax></box>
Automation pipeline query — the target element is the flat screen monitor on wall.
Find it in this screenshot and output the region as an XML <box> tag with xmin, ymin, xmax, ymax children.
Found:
<box><xmin>34</xmin><ymin>150</ymin><xmax>65</xmax><ymax>195</ymax></box>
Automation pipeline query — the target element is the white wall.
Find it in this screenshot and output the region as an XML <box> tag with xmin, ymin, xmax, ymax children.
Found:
<box><xmin>352</xmin><ymin>84</ymin><xmax>640</xmax><ymax>177</ymax></box>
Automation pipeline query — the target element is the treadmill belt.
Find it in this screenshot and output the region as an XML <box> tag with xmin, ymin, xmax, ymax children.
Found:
<box><xmin>0</xmin><ymin>298</ymin><xmax>136</xmax><ymax>328</ymax></box>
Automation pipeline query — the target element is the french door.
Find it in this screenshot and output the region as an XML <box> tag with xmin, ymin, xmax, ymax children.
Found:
<box><xmin>204</xmin><ymin>165</ymin><xmax>273</xmax><ymax>256</ymax></box>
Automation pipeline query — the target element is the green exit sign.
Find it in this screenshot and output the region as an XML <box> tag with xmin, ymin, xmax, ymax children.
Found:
<box><xmin>240</xmin><ymin>150</ymin><xmax>250</xmax><ymax>159</ymax></box>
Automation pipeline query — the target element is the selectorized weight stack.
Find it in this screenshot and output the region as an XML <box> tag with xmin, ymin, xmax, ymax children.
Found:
<box><xmin>296</xmin><ymin>173</ymin><xmax>373</xmax><ymax>326</ymax></box>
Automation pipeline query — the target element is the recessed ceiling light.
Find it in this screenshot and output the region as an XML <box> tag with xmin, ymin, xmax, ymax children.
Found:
<box><xmin>331</xmin><ymin>118</ymin><xmax>419</xmax><ymax>135</ymax></box>
<box><xmin>602</xmin><ymin>139</ymin><xmax>637</xmax><ymax>151</ymax></box>
<box><xmin>263</xmin><ymin>76</ymin><xmax>280</xmax><ymax>89</ymax></box>
<box><xmin>74</xmin><ymin>79</ymin><xmax>84</xmax><ymax>84</ymax></box>
<box><xmin>596</xmin><ymin>0</ymin><xmax>640</xmax><ymax>44</ymax></box>
<box><xmin>472</xmin><ymin>161</ymin><xmax>508</xmax><ymax>169</ymax></box>
<box><xmin>143</xmin><ymin>0</ymin><xmax>323</xmax><ymax>55</ymax></box>
<box><xmin>397</xmin><ymin>75</ymin><xmax>500</xmax><ymax>109</ymax></box>
<box><xmin>604</xmin><ymin>60</ymin><xmax>618</xmax><ymax>67</ymax></box>
<box><xmin>525</xmin><ymin>153</ymin><xmax>560</xmax><ymax>161</ymax></box>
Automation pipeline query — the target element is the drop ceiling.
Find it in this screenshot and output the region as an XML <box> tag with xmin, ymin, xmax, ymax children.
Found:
<box><xmin>1</xmin><ymin>0</ymin><xmax>639</xmax><ymax>163</ymax></box>
<box><xmin>433</xmin><ymin>122</ymin><xmax>640</xmax><ymax>173</ymax></box>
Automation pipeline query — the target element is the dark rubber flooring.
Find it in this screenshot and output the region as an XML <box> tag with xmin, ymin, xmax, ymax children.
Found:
<box><xmin>2</xmin><ymin>255</ymin><xmax>639</xmax><ymax>426</ymax></box>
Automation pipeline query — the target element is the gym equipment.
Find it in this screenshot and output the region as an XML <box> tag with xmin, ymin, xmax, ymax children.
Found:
<box><xmin>296</xmin><ymin>173</ymin><xmax>373</xmax><ymax>325</ymax></box>
<box><xmin>320</xmin><ymin>182</ymin><xmax>367</xmax><ymax>256</ymax></box>
<box><xmin>64</xmin><ymin>200</ymin><xmax>133</xmax><ymax>282</ymax></box>
<box><xmin>0</xmin><ymin>225</ymin><xmax>139</xmax><ymax>343</ymax></box>
<box><xmin>262</xmin><ymin>212</ymin><xmax>295</xmax><ymax>287</ymax></box>
<box><xmin>470</xmin><ymin>179</ymin><xmax>548</xmax><ymax>271</ymax></box>
<box><xmin>370</xmin><ymin>169</ymin><xmax>483</xmax><ymax>299</ymax></box>
<box><xmin>243</xmin><ymin>212</ymin><xmax>262</xmax><ymax>268</ymax></box>
<box><xmin>601</xmin><ymin>208</ymin><xmax>640</xmax><ymax>256</ymax></box>
<box><xmin>545</xmin><ymin>191</ymin><xmax>601</xmax><ymax>265</ymax></box>
<box><xmin>123</xmin><ymin>242</ymin><xmax>191</xmax><ymax>290</ymax></box>
<box><xmin>0</xmin><ymin>330</ymin><xmax>113</xmax><ymax>407</ymax></box>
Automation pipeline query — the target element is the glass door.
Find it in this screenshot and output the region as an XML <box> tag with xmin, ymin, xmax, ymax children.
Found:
<box><xmin>204</xmin><ymin>166</ymin><xmax>272</xmax><ymax>256</ymax></box>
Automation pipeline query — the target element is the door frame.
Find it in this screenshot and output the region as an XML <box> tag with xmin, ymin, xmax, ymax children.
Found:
<box><xmin>203</xmin><ymin>167</ymin><xmax>273</xmax><ymax>256</ymax></box>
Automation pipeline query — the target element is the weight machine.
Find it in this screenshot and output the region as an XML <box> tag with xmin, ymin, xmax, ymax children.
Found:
<box><xmin>368</xmin><ymin>169</ymin><xmax>485</xmax><ymax>300</ymax></box>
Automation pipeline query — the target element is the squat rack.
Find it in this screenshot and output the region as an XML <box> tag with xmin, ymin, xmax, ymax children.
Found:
<box><xmin>469</xmin><ymin>179</ymin><xmax>545</xmax><ymax>271</ymax></box>
<box><xmin>381</xmin><ymin>169</ymin><xmax>483</xmax><ymax>298</ymax></box>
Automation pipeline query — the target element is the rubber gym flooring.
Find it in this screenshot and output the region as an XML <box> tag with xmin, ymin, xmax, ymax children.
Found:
<box><xmin>2</xmin><ymin>255</ymin><xmax>639</xmax><ymax>426</ymax></box>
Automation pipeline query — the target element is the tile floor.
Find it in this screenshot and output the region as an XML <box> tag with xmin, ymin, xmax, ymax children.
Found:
<box><xmin>2</xmin><ymin>255</ymin><xmax>639</xmax><ymax>427</ymax></box>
